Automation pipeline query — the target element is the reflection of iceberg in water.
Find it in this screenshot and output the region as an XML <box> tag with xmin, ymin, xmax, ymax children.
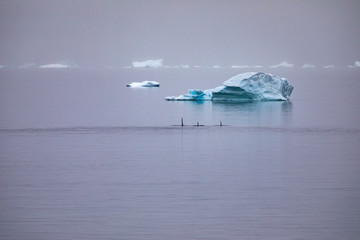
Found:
<box><xmin>281</xmin><ymin>101</ymin><xmax>293</xmax><ymax>114</ymax></box>
<box><xmin>165</xmin><ymin>72</ymin><xmax>294</xmax><ymax>102</ymax></box>
<box><xmin>178</xmin><ymin>101</ymin><xmax>293</xmax><ymax>127</ymax></box>
<box><xmin>212</xmin><ymin>101</ymin><xmax>293</xmax><ymax>127</ymax></box>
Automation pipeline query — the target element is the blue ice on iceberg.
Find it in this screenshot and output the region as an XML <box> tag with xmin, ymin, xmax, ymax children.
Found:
<box><xmin>126</xmin><ymin>81</ymin><xmax>160</xmax><ymax>87</ymax></box>
<box><xmin>165</xmin><ymin>72</ymin><xmax>293</xmax><ymax>101</ymax></box>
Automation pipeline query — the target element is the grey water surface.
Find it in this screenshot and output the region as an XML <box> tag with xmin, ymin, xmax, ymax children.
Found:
<box><xmin>1</xmin><ymin>68</ymin><xmax>360</xmax><ymax>239</ymax></box>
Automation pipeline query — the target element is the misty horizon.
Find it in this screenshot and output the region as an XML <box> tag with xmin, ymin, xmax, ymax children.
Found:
<box><xmin>1</xmin><ymin>59</ymin><xmax>360</xmax><ymax>69</ymax></box>
<box><xmin>1</xmin><ymin>0</ymin><xmax>360</xmax><ymax>68</ymax></box>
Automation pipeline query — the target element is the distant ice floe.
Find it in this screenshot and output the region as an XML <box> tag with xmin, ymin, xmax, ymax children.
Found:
<box><xmin>347</xmin><ymin>61</ymin><xmax>360</xmax><ymax>68</ymax></box>
<box><xmin>269</xmin><ymin>61</ymin><xmax>294</xmax><ymax>68</ymax></box>
<box><xmin>323</xmin><ymin>65</ymin><xmax>335</xmax><ymax>68</ymax></box>
<box><xmin>132</xmin><ymin>59</ymin><xmax>163</xmax><ymax>68</ymax></box>
<box><xmin>39</xmin><ymin>64</ymin><xmax>69</xmax><ymax>69</ymax></box>
<box><xmin>126</xmin><ymin>81</ymin><xmax>160</xmax><ymax>88</ymax></box>
<box><xmin>212</xmin><ymin>65</ymin><xmax>222</xmax><ymax>69</ymax></box>
<box><xmin>164</xmin><ymin>64</ymin><xmax>190</xmax><ymax>69</ymax></box>
<box><xmin>302</xmin><ymin>64</ymin><xmax>315</xmax><ymax>68</ymax></box>
<box><xmin>231</xmin><ymin>65</ymin><xmax>263</xmax><ymax>69</ymax></box>
<box><xmin>165</xmin><ymin>72</ymin><xmax>293</xmax><ymax>102</ymax></box>
<box><xmin>179</xmin><ymin>65</ymin><xmax>190</xmax><ymax>69</ymax></box>
<box><xmin>19</xmin><ymin>63</ymin><xmax>37</xmax><ymax>69</ymax></box>
<box><xmin>39</xmin><ymin>61</ymin><xmax>78</xmax><ymax>69</ymax></box>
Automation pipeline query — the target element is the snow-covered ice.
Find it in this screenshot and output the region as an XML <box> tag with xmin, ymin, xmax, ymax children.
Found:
<box><xmin>126</xmin><ymin>81</ymin><xmax>160</xmax><ymax>88</ymax></box>
<box><xmin>348</xmin><ymin>61</ymin><xmax>360</xmax><ymax>68</ymax></box>
<box><xmin>302</xmin><ymin>64</ymin><xmax>315</xmax><ymax>68</ymax></box>
<box><xmin>39</xmin><ymin>61</ymin><xmax>77</xmax><ymax>69</ymax></box>
<box><xmin>269</xmin><ymin>61</ymin><xmax>294</xmax><ymax>68</ymax></box>
<box><xmin>39</xmin><ymin>64</ymin><xmax>70</xmax><ymax>68</ymax></box>
<box><xmin>164</xmin><ymin>64</ymin><xmax>190</xmax><ymax>69</ymax></box>
<box><xmin>132</xmin><ymin>59</ymin><xmax>163</xmax><ymax>68</ymax></box>
<box><xmin>231</xmin><ymin>65</ymin><xmax>263</xmax><ymax>69</ymax></box>
<box><xmin>165</xmin><ymin>72</ymin><xmax>293</xmax><ymax>102</ymax></box>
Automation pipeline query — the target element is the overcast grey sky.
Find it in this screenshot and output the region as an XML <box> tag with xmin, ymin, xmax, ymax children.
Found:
<box><xmin>1</xmin><ymin>0</ymin><xmax>359</xmax><ymax>67</ymax></box>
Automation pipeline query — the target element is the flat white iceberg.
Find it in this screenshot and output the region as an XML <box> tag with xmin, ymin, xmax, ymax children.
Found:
<box><xmin>212</xmin><ymin>65</ymin><xmax>222</xmax><ymax>68</ymax></box>
<box><xmin>231</xmin><ymin>65</ymin><xmax>251</xmax><ymax>68</ymax></box>
<box><xmin>231</xmin><ymin>65</ymin><xmax>263</xmax><ymax>69</ymax></box>
<box><xmin>179</xmin><ymin>65</ymin><xmax>190</xmax><ymax>68</ymax></box>
<box><xmin>132</xmin><ymin>59</ymin><xmax>163</xmax><ymax>68</ymax></box>
<box><xmin>126</xmin><ymin>81</ymin><xmax>160</xmax><ymax>88</ymax></box>
<box><xmin>348</xmin><ymin>61</ymin><xmax>360</xmax><ymax>68</ymax></box>
<box><xmin>39</xmin><ymin>63</ymin><xmax>69</xmax><ymax>68</ymax></box>
<box><xmin>302</xmin><ymin>64</ymin><xmax>315</xmax><ymax>68</ymax></box>
<box><xmin>39</xmin><ymin>61</ymin><xmax>78</xmax><ymax>69</ymax></box>
<box><xmin>164</xmin><ymin>64</ymin><xmax>190</xmax><ymax>69</ymax></box>
<box><xmin>165</xmin><ymin>72</ymin><xmax>293</xmax><ymax>102</ymax></box>
<box><xmin>269</xmin><ymin>61</ymin><xmax>294</xmax><ymax>68</ymax></box>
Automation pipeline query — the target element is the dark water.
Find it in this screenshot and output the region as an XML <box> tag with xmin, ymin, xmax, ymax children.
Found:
<box><xmin>1</xmin><ymin>68</ymin><xmax>360</xmax><ymax>239</ymax></box>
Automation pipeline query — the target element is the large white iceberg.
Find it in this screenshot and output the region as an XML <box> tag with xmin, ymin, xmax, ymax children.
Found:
<box><xmin>165</xmin><ymin>72</ymin><xmax>293</xmax><ymax>102</ymax></box>
<box><xmin>126</xmin><ymin>81</ymin><xmax>160</xmax><ymax>88</ymax></box>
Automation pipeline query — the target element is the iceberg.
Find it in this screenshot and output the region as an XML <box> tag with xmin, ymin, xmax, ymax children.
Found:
<box><xmin>132</xmin><ymin>59</ymin><xmax>163</xmax><ymax>68</ymax></box>
<box><xmin>126</xmin><ymin>81</ymin><xmax>160</xmax><ymax>88</ymax></box>
<box><xmin>39</xmin><ymin>61</ymin><xmax>78</xmax><ymax>69</ymax></box>
<box><xmin>39</xmin><ymin>63</ymin><xmax>70</xmax><ymax>68</ymax></box>
<box><xmin>231</xmin><ymin>65</ymin><xmax>250</xmax><ymax>69</ymax></box>
<box><xmin>269</xmin><ymin>61</ymin><xmax>294</xmax><ymax>68</ymax></box>
<box><xmin>163</xmin><ymin>64</ymin><xmax>190</xmax><ymax>69</ymax></box>
<box><xmin>231</xmin><ymin>65</ymin><xmax>263</xmax><ymax>69</ymax></box>
<box><xmin>165</xmin><ymin>72</ymin><xmax>293</xmax><ymax>102</ymax></box>
<box><xmin>302</xmin><ymin>64</ymin><xmax>315</xmax><ymax>68</ymax></box>
<box><xmin>348</xmin><ymin>61</ymin><xmax>360</xmax><ymax>68</ymax></box>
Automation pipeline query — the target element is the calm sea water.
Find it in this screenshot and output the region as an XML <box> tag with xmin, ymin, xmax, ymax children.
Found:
<box><xmin>0</xmin><ymin>68</ymin><xmax>360</xmax><ymax>239</ymax></box>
